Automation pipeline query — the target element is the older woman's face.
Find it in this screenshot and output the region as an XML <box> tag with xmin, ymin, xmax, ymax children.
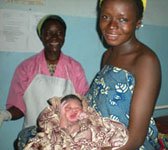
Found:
<box><xmin>60</xmin><ymin>99</ymin><xmax>83</xmax><ymax>123</ymax></box>
<box><xmin>41</xmin><ymin>20</ymin><xmax>65</xmax><ymax>54</ymax></box>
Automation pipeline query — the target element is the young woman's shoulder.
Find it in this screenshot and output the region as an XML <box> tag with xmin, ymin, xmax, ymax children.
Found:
<box><xmin>137</xmin><ymin>44</ymin><xmax>160</xmax><ymax>65</ymax></box>
<box><xmin>134</xmin><ymin>43</ymin><xmax>161</xmax><ymax>75</ymax></box>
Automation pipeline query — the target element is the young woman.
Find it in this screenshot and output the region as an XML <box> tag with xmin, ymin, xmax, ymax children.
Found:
<box><xmin>87</xmin><ymin>0</ymin><xmax>161</xmax><ymax>149</ymax></box>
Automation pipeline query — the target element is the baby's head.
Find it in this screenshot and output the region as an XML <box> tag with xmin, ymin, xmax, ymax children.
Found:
<box><xmin>60</xmin><ymin>94</ymin><xmax>83</xmax><ymax>123</ymax></box>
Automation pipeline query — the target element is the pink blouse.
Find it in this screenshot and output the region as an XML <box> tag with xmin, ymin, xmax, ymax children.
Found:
<box><xmin>6</xmin><ymin>50</ymin><xmax>89</xmax><ymax>114</ymax></box>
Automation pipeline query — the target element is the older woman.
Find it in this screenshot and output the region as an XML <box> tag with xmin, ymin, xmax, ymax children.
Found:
<box><xmin>0</xmin><ymin>15</ymin><xmax>89</xmax><ymax>149</ymax></box>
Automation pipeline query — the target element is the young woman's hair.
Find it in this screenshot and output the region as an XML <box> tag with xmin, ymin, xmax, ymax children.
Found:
<box><xmin>99</xmin><ymin>0</ymin><xmax>144</xmax><ymax>20</ymax></box>
<box><xmin>134</xmin><ymin>0</ymin><xmax>144</xmax><ymax>20</ymax></box>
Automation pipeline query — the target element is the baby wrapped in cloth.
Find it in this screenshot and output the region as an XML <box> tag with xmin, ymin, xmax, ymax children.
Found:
<box><xmin>24</xmin><ymin>94</ymin><xmax>128</xmax><ymax>150</ymax></box>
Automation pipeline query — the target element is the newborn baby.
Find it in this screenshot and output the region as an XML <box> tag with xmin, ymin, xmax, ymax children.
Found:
<box><xmin>24</xmin><ymin>94</ymin><xmax>128</xmax><ymax>150</ymax></box>
<box><xmin>59</xmin><ymin>94</ymin><xmax>87</xmax><ymax>136</ymax></box>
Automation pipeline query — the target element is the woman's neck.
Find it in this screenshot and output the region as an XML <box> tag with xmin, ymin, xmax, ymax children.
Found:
<box><xmin>44</xmin><ymin>50</ymin><xmax>60</xmax><ymax>64</ymax></box>
<box><xmin>112</xmin><ymin>38</ymin><xmax>140</xmax><ymax>55</ymax></box>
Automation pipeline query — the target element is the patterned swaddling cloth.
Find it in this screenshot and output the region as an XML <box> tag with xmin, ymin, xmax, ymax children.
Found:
<box><xmin>24</xmin><ymin>96</ymin><xmax>128</xmax><ymax>150</ymax></box>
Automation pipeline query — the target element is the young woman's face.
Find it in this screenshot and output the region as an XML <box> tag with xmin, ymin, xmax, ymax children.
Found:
<box><xmin>99</xmin><ymin>0</ymin><xmax>140</xmax><ymax>46</ymax></box>
<box><xmin>41</xmin><ymin>20</ymin><xmax>65</xmax><ymax>53</ymax></box>
<box><xmin>60</xmin><ymin>99</ymin><xmax>83</xmax><ymax>123</ymax></box>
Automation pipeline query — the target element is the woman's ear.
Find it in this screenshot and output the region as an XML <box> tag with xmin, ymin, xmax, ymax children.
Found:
<box><xmin>136</xmin><ymin>19</ymin><xmax>143</xmax><ymax>29</ymax></box>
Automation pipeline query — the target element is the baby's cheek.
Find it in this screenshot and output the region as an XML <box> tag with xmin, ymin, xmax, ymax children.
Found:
<box><xmin>60</xmin><ymin>109</ymin><xmax>66</xmax><ymax>117</ymax></box>
<box><xmin>66</xmin><ymin>111</ymin><xmax>80</xmax><ymax>122</ymax></box>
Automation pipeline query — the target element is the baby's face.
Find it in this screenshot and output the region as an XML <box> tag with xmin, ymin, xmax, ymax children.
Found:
<box><xmin>60</xmin><ymin>99</ymin><xmax>83</xmax><ymax>123</ymax></box>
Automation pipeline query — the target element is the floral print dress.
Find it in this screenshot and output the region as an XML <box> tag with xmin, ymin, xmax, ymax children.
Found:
<box><xmin>87</xmin><ymin>65</ymin><xmax>160</xmax><ymax>150</ymax></box>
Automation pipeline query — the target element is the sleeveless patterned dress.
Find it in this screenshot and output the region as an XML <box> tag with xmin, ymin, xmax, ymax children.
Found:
<box><xmin>87</xmin><ymin>65</ymin><xmax>160</xmax><ymax>150</ymax></box>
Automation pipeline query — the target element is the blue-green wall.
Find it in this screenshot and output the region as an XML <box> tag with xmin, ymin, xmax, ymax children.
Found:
<box><xmin>0</xmin><ymin>0</ymin><xmax>168</xmax><ymax>149</ymax></box>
